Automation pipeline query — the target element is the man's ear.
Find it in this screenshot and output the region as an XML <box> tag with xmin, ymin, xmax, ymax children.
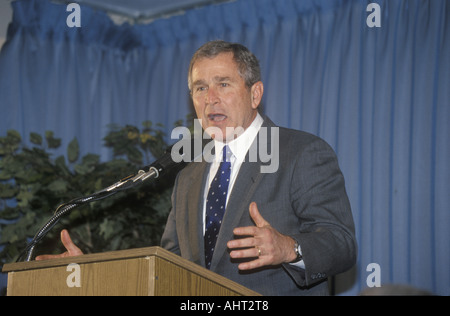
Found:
<box><xmin>251</xmin><ymin>81</ymin><xmax>264</xmax><ymax>109</ymax></box>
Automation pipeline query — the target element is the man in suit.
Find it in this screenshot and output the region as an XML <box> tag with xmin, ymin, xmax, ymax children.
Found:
<box><xmin>37</xmin><ymin>40</ymin><xmax>357</xmax><ymax>296</ymax></box>
<box><xmin>160</xmin><ymin>41</ymin><xmax>357</xmax><ymax>295</ymax></box>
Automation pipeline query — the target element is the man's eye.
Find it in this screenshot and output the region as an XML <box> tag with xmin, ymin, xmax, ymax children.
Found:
<box><xmin>220</xmin><ymin>83</ymin><xmax>229</xmax><ymax>87</ymax></box>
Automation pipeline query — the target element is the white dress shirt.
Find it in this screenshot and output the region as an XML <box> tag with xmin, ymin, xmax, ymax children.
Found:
<box><xmin>202</xmin><ymin>112</ymin><xmax>264</xmax><ymax>233</ymax></box>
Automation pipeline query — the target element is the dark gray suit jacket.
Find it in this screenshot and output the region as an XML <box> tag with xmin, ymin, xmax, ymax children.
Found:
<box><xmin>161</xmin><ymin>116</ymin><xmax>357</xmax><ymax>295</ymax></box>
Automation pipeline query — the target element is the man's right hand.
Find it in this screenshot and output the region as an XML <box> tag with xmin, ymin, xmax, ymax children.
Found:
<box><xmin>35</xmin><ymin>229</ymin><xmax>83</xmax><ymax>261</ymax></box>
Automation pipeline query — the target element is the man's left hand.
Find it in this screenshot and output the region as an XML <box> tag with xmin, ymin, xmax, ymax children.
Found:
<box><xmin>227</xmin><ymin>202</ymin><xmax>297</xmax><ymax>270</ymax></box>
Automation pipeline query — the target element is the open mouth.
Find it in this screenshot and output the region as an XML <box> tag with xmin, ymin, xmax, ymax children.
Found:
<box><xmin>208</xmin><ymin>114</ymin><xmax>227</xmax><ymax>122</ymax></box>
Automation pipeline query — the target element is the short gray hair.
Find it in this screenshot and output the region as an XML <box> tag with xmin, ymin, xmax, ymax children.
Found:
<box><xmin>188</xmin><ymin>40</ymin><xmax>261</xmax><ymax>91</ymax></box>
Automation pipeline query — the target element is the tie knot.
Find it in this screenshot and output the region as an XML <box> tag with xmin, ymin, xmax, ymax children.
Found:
<box><xmin>222</xmin><ymin>145</ymin><xmax>232</xmax><ymax>163</ymax></box>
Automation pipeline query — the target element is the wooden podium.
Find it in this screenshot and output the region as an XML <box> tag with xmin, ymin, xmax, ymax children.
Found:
<box><xmin>2</xmin><ymin>246</ymin><xmax>260</xmax><ymax>296</ymax></box>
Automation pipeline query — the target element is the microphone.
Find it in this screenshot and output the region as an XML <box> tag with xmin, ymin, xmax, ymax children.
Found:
<box><xmin>20</xmin><ymin>136</ymin><xmax>207</xmax><ymax>261</ymax></box>
<box><xmin>104</xmin><ymin>136</ymin><xmax>206</xmax><ymax>191</ymax></box>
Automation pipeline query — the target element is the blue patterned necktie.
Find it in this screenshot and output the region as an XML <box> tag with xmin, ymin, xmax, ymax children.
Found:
<box><xmin>204</xmin><ymin>145</ymin><xmax>232</xmax><ymax>269</ymax></box>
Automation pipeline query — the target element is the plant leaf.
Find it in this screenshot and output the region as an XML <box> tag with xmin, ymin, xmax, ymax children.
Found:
<box><xmin>45</xmin><ymin>131</ymin><xmax>62</xmax><ymax>149</ymax></box>
<box><xmin>68</xmin><ymin>138</ymin><xmax>79</xmax><ymax>163</ymax></box>
<box><xmin>48</xmin><ymin>178</ymin><xmax>69</xmax><ymax>193</ymax></box>
<box><xmin>7</xmin><ymin>130</ymin><xmax>21</xmax><ymax>144</ymax></box>
<box><xmin>0</xmin><ymin>183</ymin><xmax>18</xmax><ymax>199</ymax></box>
<box><xmin>0</xmin><ymin>207</ymin><xmax>21</xmax><ymax>220</ymax></box>
<box><xmin>30</xmin><ymin>132</ymin><xmax>43</xmax><ymax>145</ymax></box>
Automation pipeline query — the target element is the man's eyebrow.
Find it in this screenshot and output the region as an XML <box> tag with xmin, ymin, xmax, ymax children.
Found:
<box><xmin>192</xmin><ymin>79</ymin><xmax>207</xmax><ymax>87</ymax></box>
<box><xmin>214</xmin><ymin>76</ymin><xmax>233</xmax><ymax>82</ymax></box>
<box><xmin>192</xmin><ymin>77</ymin><xmax>234</xmax><ymax>87</ymax></box>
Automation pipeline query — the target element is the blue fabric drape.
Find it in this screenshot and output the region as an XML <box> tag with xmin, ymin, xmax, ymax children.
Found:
<box><xmin>0</xmin><ymin>0</ymin><xmax>448</xmax><ymax>295</ymax></box>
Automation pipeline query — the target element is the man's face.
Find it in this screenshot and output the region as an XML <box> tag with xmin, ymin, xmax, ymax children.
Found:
<box><xmin>190</xmin><ymin>52</ymin><xmax>263</xmax><ymax>142</ymax></box>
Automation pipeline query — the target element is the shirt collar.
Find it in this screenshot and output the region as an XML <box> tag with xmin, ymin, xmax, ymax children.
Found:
<box><xmin>213</xmin><ymin>112</ymin><xmax>264</xmax><ymax>163</ymax></box>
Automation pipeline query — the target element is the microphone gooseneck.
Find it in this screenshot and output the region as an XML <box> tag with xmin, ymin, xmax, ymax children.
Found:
<box><xmin>18</xmin><ymin>137</ymin><xmax>206</xmax><ymax>262</ymax></box>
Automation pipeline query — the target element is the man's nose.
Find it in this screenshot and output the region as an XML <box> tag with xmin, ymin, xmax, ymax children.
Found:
<box><xmin>206</xmin><ymin>86</ymin><xmax>220</xmax><ymax>104</ymax></box>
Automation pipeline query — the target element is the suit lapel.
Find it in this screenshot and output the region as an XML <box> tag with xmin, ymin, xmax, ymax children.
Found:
<box><xmin>185</xmin><ymin>159</ymin><xmax>209</xmax><ymax>266</ymax></box>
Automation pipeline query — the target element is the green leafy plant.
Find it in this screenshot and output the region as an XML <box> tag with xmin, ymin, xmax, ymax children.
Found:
<box><xmin>0</xmin><ymin>121</ymin><xmax>184</xmax><ymax>270</ymax></box>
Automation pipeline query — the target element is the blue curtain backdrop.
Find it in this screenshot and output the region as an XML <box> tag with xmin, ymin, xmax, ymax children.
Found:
<box><xmin>0</xmin><ymin>0</ymin><xmax>449</xmax><ymax>295</ymax></box>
